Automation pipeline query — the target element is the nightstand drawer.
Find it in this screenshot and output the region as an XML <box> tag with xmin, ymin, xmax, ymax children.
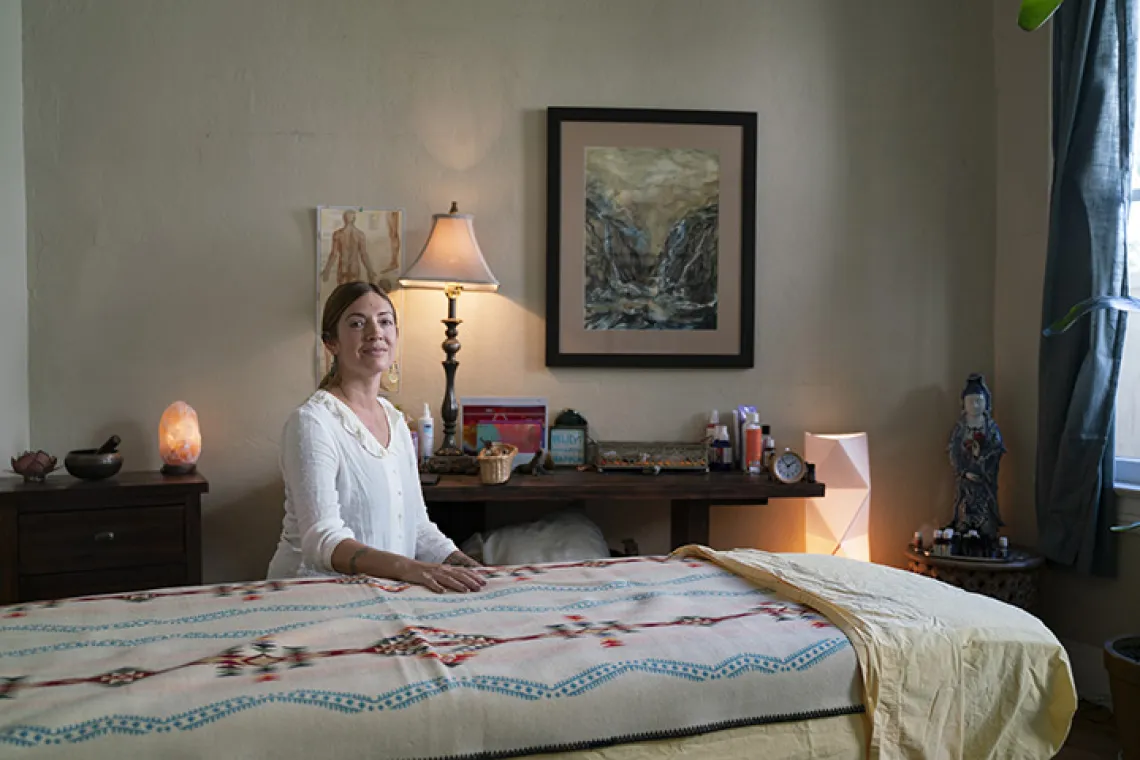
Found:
<box><xmin>18</xmin><ymin>505</ymin><xmax>186</xmax><ymax>575</ymax></box>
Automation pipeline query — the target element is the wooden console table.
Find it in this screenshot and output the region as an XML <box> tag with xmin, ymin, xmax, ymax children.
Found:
<box><xmin>422</xmin><ymin>470</ymin><xmax>825</xmax><ymax>550</ymax></box>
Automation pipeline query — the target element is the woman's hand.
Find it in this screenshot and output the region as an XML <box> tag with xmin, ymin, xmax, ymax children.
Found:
<box><xmin>402</xmin><ymin>559</ymin><xmax>486</xmax><ymax>593</ymax></box>
<box><xmin>332</xmin><ymin>542</ymin><xmax>486</xmax><ymax>593</ymax></box>
<box><xmin>443</xmin><ymin>550</ymin><xmax>482</xmax><ymax>568</ymax></box>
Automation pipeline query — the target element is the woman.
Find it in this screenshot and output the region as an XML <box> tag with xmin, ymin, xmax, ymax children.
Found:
<box><xmin>266</xmin><ymin>281</ymin><xmax>485</xmax><ymax>593</ymax></box>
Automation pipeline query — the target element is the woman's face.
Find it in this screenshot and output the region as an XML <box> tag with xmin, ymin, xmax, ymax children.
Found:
<box><xmin>327</xmin><ymin>292</ymin><xmax>398</xmax><ymax>379</ymax></box>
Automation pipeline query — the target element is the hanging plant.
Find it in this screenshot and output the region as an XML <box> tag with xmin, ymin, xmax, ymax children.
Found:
<box><xmin>1019</xmin><ymin>0</ymin><xmax>1065</xmax><ymax>31</ymax></box>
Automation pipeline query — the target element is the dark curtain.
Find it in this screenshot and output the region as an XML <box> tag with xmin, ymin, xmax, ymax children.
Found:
<box><xmin>1037</xmin><ymin>0</ymin><xmax>1135</xmax><ymax>575</ymax></box>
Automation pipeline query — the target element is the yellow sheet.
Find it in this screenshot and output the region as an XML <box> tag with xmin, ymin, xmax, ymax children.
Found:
<box><xmin>666</xmin><ymin>547</ymin><xmax>1077</xmax><ymax>760</ymax></box>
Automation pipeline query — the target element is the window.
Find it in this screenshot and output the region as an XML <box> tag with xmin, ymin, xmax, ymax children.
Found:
<box><xmin>1121</xmin><ymin>176</ymin><xmax>1140</xmax><ymax>466</ymax></box>
<box><xmin>1118</xmin><ymin>90</ymin><xmax>1140</xmax><ymax>494</ymax></box>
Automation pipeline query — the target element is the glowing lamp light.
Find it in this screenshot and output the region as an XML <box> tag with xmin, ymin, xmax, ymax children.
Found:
<box><xmin>159</xmin><ymin>401</ymin><xmax>202</xmax><ymax>475</ymax></box>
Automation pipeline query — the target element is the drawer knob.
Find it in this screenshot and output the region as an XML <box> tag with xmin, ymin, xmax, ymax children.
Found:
<box><xmin>94</xmin><ymin>531</ymin><xmax>116</xmax><ymax>542</ymax></box>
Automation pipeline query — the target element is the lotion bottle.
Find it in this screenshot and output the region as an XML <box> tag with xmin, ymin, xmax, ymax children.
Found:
<box><xmin>744</xmin><ymin>413</ymin><xmax>764</xmax><ymax>474</ymax></box>
<box><xmin>418</xmin><ymin>403</ymin><xmax>434</xmax><ymax>466</ymax></box>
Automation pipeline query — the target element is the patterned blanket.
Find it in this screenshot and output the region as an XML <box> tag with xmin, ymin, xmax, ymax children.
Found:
<box><xmin>0</xmin><ymin>556</ymin><xmax>863</xmax><ymax>759</ymax></box>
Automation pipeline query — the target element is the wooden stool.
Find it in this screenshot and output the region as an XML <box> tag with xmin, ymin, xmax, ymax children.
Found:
<box><xmin>904</xmin><ymin>546</ymin><xmax>1044</xmax><ymax>610</ymax></box>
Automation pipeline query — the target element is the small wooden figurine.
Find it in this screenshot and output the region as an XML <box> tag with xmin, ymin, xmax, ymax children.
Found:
<box><xmin>513</xmin><ymin>448</ymin><xmax>552</xmax><ymax>476</ymax></box>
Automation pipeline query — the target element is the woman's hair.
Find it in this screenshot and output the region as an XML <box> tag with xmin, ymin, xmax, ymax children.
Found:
<box><xmin>318</xmin><ymin>281</ymin><xmax>397</xmax><ymax>390</ymax></box>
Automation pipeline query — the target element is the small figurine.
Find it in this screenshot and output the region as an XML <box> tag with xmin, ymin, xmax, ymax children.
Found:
<box><xmin>513</xmin><ymin>448</ymin><xmax>551</xmax><ymax>476</ymax></box>
<box><xmin>948</xmin><ymin>373</ymin><xmax>1006</xmax><ymax>541</ymax></box>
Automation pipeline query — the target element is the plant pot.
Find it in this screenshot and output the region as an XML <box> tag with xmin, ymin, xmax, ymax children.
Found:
<box><xmin>1105</xmin><ymin>635</ymin><xmax>1140</xmax><ymax>760</ymax></box>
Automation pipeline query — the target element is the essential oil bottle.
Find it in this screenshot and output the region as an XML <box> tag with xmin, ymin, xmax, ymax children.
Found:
<box><xmin>761</xmin><ymin>425</ymin><xmax>775</xmax><ymax>468</ymax></box>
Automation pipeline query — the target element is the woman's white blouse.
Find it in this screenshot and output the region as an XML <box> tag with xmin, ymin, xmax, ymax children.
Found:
<box><xmin>266</xmin><ymin>390</ymin><xmax>458</xmax><ymax>579</ymax></box>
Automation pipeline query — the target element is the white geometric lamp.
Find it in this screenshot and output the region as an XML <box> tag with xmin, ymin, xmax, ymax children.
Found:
<box><xmin>804</xmin><ymin>432</ymin><xmax>871</xmax><ymax>561</ymax></box>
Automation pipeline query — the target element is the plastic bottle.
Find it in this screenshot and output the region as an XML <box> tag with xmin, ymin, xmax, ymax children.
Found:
<box><xmin>744</xmin><ymin>413</ymin><xmax>764</xmax><ymax>474</ymax></box>
<box><xmin>709</xmin><ymin>424</ymin><xmax>733</xmax><ymax>471</ymax></box>
<box><xmin>705</xmin><ymin>410</ymin><xmax>720</xmax><ymax>444</ymax></box>
<box><xmin>418</xmin><ymin>403</ymin><xmax>434</xmax><ymax>465</ymax></box>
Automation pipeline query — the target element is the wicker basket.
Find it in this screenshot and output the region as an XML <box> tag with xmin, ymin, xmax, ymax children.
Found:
<box><xmin>477</xmin><ymin>443</ymin><xmax>518</xmax><ymax>485</ymax></box>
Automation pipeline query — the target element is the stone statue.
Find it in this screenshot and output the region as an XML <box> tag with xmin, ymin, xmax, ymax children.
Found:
<box><xmin>948</xmin><ymin>373</ymin><xmax>1006</xmax><ymax>539</ymax></box>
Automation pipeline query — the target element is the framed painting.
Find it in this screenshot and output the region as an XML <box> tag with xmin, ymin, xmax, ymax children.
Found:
<box><xmin>545</xmin><ymin>107</ymin><xmax>757</xmax><ymax>368</ymax></box>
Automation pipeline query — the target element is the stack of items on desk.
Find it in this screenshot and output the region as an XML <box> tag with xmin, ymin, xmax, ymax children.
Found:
<box><xmin>703</xmin><ymin>407</ymin><xmax>776</xmax><ymax>474</ymax></box>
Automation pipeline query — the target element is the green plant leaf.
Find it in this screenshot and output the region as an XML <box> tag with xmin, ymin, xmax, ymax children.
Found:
<box><xmin>1043</xmin><ymin>295</ymin><xmax>1140</xmax><ymax>336</ymax></box>
<box><xmin>1018</xmin><ymin>0</ymin><xmax>1064</xmax><ymax>31</ymax></box>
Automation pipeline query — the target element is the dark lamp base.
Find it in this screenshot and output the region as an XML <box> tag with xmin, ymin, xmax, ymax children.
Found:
<box><xmin>161</xmin><ymin>463</ymin><xmax>197</xmax><ymax>476</ymax></box>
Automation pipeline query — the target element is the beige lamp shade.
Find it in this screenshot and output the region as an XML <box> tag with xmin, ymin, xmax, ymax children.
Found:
<box><xmin>399</xmin><ymin>202</ymin><xmax>499</xmax><ymax>291</ymax></box>
<box><xmin>804</xmin><ymin>432</ymin><xmax>870</xmax><ymax>562</ymax></box>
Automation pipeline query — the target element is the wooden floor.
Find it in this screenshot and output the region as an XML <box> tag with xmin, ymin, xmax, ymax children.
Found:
<box><xmin>1056</xmin><ymin>701</ymin><xmax>1121</xmax><ymax>759</ymax></box>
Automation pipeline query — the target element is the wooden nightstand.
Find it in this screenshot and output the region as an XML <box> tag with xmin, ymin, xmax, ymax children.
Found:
<box><xmin>0</xmin><ymin>471</ymin><xmax>208</xmax><ymax>604</ymax></box>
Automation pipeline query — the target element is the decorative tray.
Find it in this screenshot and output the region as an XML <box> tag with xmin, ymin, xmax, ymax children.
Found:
<box><xmin>594</xmin><ymin>441</ymin><xmax>708</xmax><ymax>472</ymax></box>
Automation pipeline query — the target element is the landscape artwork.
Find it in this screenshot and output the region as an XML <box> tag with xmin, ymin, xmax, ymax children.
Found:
<box><xmin>545</xmin><ymin>107</ymin><xmax>756</xmax><ymax>368</ymax></box>
<box><xmin>583</xmin><ymin>146</ymin><xmax>720</xmax><ymax>331</ymax></box>
<box><xmin>316</xmin><ymin>206</ymin><xmax>404</xmax><ymax>393</ymax></box>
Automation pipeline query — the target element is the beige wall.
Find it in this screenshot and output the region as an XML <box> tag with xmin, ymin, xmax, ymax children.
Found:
<box><xmin>993</xmin><ymin>0</ymin><xmax>1140</xmax><ymax>706</ymax></box>
<box><xmin>0</xmin><ymin>0</ymin><xmax>27</xmax><ymax>457</ymax></box>
<box><xmin>23</xmin><ymin>0</ymin><xmax>997</xmax><ymax>583</ymax></box>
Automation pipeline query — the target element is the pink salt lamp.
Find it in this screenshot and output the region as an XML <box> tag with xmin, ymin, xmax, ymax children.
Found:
<box><xmin>158</xmin><ymin>401</ymin><xmax>201</xmax><ymax>475</ymax></box>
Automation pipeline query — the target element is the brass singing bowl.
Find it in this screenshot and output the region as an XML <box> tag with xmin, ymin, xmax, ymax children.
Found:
<box><xmin>64</xmin><ymin>449</ymin><xmax>123</xmax><ymax>480</ymax></box>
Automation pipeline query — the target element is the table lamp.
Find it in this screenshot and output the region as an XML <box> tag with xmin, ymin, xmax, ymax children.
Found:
<box><xmin>400</xmin><ymin>201</ymin><xmax>498</xmax><ymax>473</ymax></box>
<box><xmin>159</xmin><ymin>401</ymin><xmax>202</xmax><ymax>475</ymax></box>
<box><xmin>803</xmin><ymin>432</ymin><xmax>870</xmax><ymax>561</ymax></box>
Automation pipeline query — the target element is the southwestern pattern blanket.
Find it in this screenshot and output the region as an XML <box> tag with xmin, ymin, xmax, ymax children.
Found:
<box><xmin>0</xmin><ymin>555</ymin><xmax>863</xmax><ymax>759</ymax></box>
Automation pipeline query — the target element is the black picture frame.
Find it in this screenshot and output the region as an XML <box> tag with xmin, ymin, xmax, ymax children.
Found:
<box><xmin>545</xmin><ymin>107</ymin><xmax>757</xmax><ymax>368</ymax></box>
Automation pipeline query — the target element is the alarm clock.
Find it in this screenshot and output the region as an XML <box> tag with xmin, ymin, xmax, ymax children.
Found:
<box><xmin>770</xmin><ymin>448</ymin><xmax>806</xmax><ymax>484</ymax></box>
